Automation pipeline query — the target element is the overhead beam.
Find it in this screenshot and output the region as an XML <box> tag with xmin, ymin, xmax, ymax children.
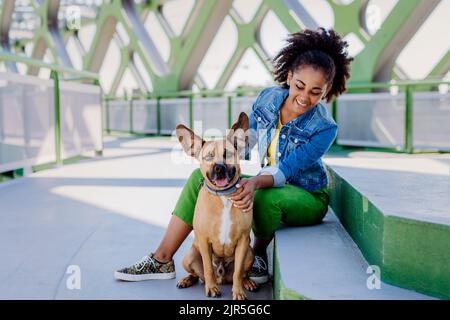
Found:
<box><xmin>372</xmin><ymin>0</ymin><xmax>440</xmax><ymax>82</ymax></box>
<box><xmin>121</xmin><ymin>0</ymin><xmax>168</xmax><ymax>76</ymax></box>
<box><xmin>351</xmin><ymin>0</ymin><xmax>440</xmax><ymax>82</ymax></box>
<box><xmin>283</xmin><ymin>0</ymin><xmax>318</xmax><ymax>30</ymax></box>
<box><xmin>47</xmin><ymin>0</ymin><xmax>73</xmax><ymax>68</ymax></box>
<box><xmin>428</xmin><ymin>50</ymin><xmax>450</xmax><ymax>78</ymax></box>
<box><xmin>174</xmin><ymin>0</ymin><xmax>233</xmax><ymax>90</ymax></box>
<box><xmin>0</xmin><ymin>0</ymin><xmax>18</xmax><ymax>72</ymax></box>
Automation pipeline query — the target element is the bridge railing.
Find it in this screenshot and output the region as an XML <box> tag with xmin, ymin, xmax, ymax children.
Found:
<box><xmin>336</xmin><ymin>80</ymin><xmax>450</xmax><ymax>153</ymax></box>
<box><xmin>103</xmin><ymin>79</ymin><xmax>449</xmax><ymax>154</ymax></box>
<box><xmin>0</xmin><ymin>52</ymin><xmax>102</xmax><ymax>175</ymax></box>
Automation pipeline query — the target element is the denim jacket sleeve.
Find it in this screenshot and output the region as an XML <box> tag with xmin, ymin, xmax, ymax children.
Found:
<box><xmin>260</xmin><ymin>124</ymin><xmax>337</xmax><ymax>187</ymax></box>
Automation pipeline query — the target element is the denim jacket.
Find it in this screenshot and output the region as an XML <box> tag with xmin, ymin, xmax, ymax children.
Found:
<box><xmin>246</xmin><ymin>86</ymin><xmax>337</xmax><ymax>191</ymax></box>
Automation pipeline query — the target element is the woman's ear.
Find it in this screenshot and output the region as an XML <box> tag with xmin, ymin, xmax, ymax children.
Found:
<box><xmin>286</xmin><ymin>70</ymin><xmax>292</xmax><ymax>85</ymax></box>
<box><xmin>322</xmin><ymin>83</ymin><xmax>331</xmax><ymax>100</ymax></box>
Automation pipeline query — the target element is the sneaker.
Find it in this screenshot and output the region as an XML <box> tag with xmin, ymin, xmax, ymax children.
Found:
<box><xmin>114</xmin><ymin>253</ymin><xmax>176</xmax><ymax>281</ymax></box>
<box><xmin>249</xmin><ymin>255</ymin><xmax>269</xmax><ymax>284</ymax></box>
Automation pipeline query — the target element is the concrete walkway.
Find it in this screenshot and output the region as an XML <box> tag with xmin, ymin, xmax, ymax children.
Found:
<box><xmin>0</xmin><ymin>136</ymin><xmax>271</xmax><ymax>300</ymax></box>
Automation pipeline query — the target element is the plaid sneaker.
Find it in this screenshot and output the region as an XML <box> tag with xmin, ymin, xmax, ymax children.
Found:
<box><xmin>114</xmin><ymin>253</ymin><xmax>175</xmax><ymax>281</ymax></box>
<box><xmin>248</xmin><ymin>255</ymin><xmax>269</xmax><ymax>284</ymax></box>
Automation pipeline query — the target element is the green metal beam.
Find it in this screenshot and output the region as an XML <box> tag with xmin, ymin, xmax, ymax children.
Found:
<box><xmin>0</xmin><ymin>51</ymin><xmax>98</xmax><ymax>79</ymax></box>
<box><xmin>83</xmin><ymin>3</ymin><xmax>120</xmax><ymax>72</ymax></box>
<box><xmin>0</xmin><ymin>0</ymin><xmax>18</xmax><ymax>72</ymax></box>
<box><xmin>428</xmin><ymin>50</ymin><xmax>450</xmax><ymax>78</ymax></box>
<box><xmin>351</xmin><ymin>0</ymin><xmax>439</xmax><ymax>82</ymax></box>
<box><xmin>328</xmin><ymin>0</ymin><xmax>366</xmax><ymax>38</ymax></box>
<box><xmin>263</xmin><ymin>0</ymin><xmax>304</xmax><ymax>33</ymax></box>
<box><xmin>3</xmin><ymin>0</ymin><xmax>448</xmax><ymax>96</ymax></box>
<box><xmin>174</xmin><ymin>0</ymin><xmax>233</xmax><ymax>90</ymax></box>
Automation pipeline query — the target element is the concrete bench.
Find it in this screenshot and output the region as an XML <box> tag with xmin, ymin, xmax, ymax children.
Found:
<box><xmin>273</xmin><ymin>208</ymin><xmax>434</xmax><ymax>300</ymax></box>
<box><xmin>321</xmin><ymin>150</ymin><xmax>450</xmax><ymax>299</ymax></box>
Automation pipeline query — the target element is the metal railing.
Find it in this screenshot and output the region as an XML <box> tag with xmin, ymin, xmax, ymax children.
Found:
<box><xmin>340</xmin><ymin>80</ymin><xmax>450</xmax><ymax>153</ymax></box>
<box><xmin>0</xmin><ymin>51</ymin><xmax>101</xmax><ymax>173</ymax></box>
<box><xmin>103</xmin><ymin>79</ymin><xmax>450</xmax><ymax>154</ymax></box>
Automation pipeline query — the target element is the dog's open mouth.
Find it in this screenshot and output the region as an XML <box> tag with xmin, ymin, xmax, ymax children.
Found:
<box><xmin>212</xmin><ymin>176</ymin><xmax>230</xmax><ymax>188</ymax></box>
<box><xmin>208</xmin><ymin>166</ymin><xmax>236</xmax><ymax>189</ymax></box>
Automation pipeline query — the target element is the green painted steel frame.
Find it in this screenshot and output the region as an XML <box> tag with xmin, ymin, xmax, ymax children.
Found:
<box><xmin>2</xmin><ymin>0</ymin><xmax>448</xmax><ymax>96</ymax></box>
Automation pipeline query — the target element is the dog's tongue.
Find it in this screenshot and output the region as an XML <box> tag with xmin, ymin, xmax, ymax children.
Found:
<box><xmin>215</xmin><ymin>177</ymin><xmax>228</xmax><ymax>187</ymax></box>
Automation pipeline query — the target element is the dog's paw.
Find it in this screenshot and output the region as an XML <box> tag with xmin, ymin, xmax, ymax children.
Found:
<box><xmin>205</xmin><ymin>284</ymin><xmax>221</xmax><ymax>298</ymax></box>
<box><xmin>243</xmin><ymin>278</ymin><xmax>259</xmax><ymax>292</ymax></box>
<box><xmin>177</xmin><ymin>275</ymin><xmax>198</xmax><ymax>289</ymax></box>
<box><xmin>232</xmin><ymin>286</ymin><xmax>248</xmax><ymax>300</ymax></box>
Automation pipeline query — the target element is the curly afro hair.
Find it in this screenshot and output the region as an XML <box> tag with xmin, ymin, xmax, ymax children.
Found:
<box><xmin>272</xmin><ymin>28</ymin><xmax>353</xmax><ymax>102</ymax></box>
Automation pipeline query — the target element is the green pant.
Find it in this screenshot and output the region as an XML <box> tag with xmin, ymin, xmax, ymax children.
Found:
<box><xmin>173</xmin><ymin>168</ymin><xmax>329</xmax><ymax>240</ymax></box>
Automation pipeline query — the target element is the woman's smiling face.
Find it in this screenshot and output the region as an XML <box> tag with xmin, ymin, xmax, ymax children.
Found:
<box><xmin>285</xmin><ymin>65</ymin><xmax>329</xmax><ymax>117</ymax></box>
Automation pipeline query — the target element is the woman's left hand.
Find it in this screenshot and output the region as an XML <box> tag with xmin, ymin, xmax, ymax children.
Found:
<box><xmin>228</xmin><ymin>178</ymin><xmax>257</xmax><ymax>212</ymax></box>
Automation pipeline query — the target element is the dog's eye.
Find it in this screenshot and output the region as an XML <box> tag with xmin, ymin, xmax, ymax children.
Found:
<box><xmin>204</xmin><ymin>154</ymin><xmax>214</xmax><ymax>162</ymax></box>
<box><xmin>224</xmin><ymin>150</ymin><xmax>233</xmax><ymax>159</ymax></box>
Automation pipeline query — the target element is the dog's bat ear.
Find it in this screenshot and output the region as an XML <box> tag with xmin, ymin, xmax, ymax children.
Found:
<box><xmin>176</xmin><ymin>124</ymin><xmax>204</xmax><ymax>159</ymax></box>
<box><xmin>227</xmin><ymin>112</ymin><xmax>249</xmax><ymax>151</ymax></box>
<box><xmin>231</xmin><ymin>112</ymin><xmax>249</xmax><ymax>131</ymax></box>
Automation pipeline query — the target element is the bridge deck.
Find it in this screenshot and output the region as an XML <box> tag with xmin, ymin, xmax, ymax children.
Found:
<box><xmin>0</xmin><ymin>136</ymin><xmax>271</xmax><ymax>300</ymax></box>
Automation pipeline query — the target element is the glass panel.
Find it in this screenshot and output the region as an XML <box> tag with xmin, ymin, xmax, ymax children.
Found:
<box><xmin>0</xmin><ymin>72</ymin><xmax>55</xmax><ymax>173</ymax></box>
<box><xmin>108</xmin><ymin>100</ymin><xmax>130</xmax><ymax>132</ymax></box>
<box><xmin>193</xmin><ymin>97</ymin><xmax>228</xmax><ymax>137</ymax></box>
<box><xmin>132</xmin><ymin>100</ymin><xmax>158</xmax><ymax>134</ymax></box>
<box><xmin>59</xmin><ymin>81</ymin><xmax>102</xmax><ymax>159</ymax></box>
<box><xmin>337</xmin><ymin>92</ymin><xmax>405</xmax><ymax>149</ymax></box>
<box><xmin>160</xmin><ymin>98</ymin><xmax>189</xmax><ymax>135</ymax></box>
<box><xmin>412</xmin><ymin>92</ymin><xmax>450</xmax><ymax>151</ymax></box>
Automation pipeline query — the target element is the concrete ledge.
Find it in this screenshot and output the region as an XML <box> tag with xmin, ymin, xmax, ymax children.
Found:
<box><xmin>273</xmin><ymin>209</ymin><xmax>433</xmax><ymax>300</ymax></box>
<box><xmin>325</xmin><ymin>160</ymin><xmax>450</xmax><ymax>299</ymax></box>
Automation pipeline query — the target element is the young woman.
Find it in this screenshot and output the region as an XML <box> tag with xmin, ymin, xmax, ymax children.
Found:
<box><xmin>115</xmin><ymin>28</ymin><xmax>353</xmax><ymax>284</ymax></box>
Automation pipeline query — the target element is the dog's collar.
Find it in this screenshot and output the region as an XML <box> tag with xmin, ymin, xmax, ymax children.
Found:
<box><xmin>203</xmin><ymin>176</ymin><xmax>241</xmax><ymax>196</ymax></box>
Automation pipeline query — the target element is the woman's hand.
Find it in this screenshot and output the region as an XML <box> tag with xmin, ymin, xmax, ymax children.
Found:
<box><xmin>228</xmin><ymin>178</ymin><xmax>257</xmax><ymax>212</ymax></box>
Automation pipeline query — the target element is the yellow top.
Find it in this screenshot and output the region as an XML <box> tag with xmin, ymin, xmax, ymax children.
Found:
<box><xmin>267</xmin><ymin>117</ymin><xmax>283</xmax><ymax>166</ymax></box>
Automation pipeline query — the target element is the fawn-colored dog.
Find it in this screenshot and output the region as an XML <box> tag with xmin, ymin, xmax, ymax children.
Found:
<box><xmin>175</xmin><ymin>112</ymin><xmax>258</xmax><ymax>300</ymax></box>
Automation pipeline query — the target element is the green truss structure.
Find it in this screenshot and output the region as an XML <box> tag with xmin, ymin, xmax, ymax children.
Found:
<box><xmin>0</xmin><ymin>0</ymin><xmax>449</xmax><ymax>96</ymax></box>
